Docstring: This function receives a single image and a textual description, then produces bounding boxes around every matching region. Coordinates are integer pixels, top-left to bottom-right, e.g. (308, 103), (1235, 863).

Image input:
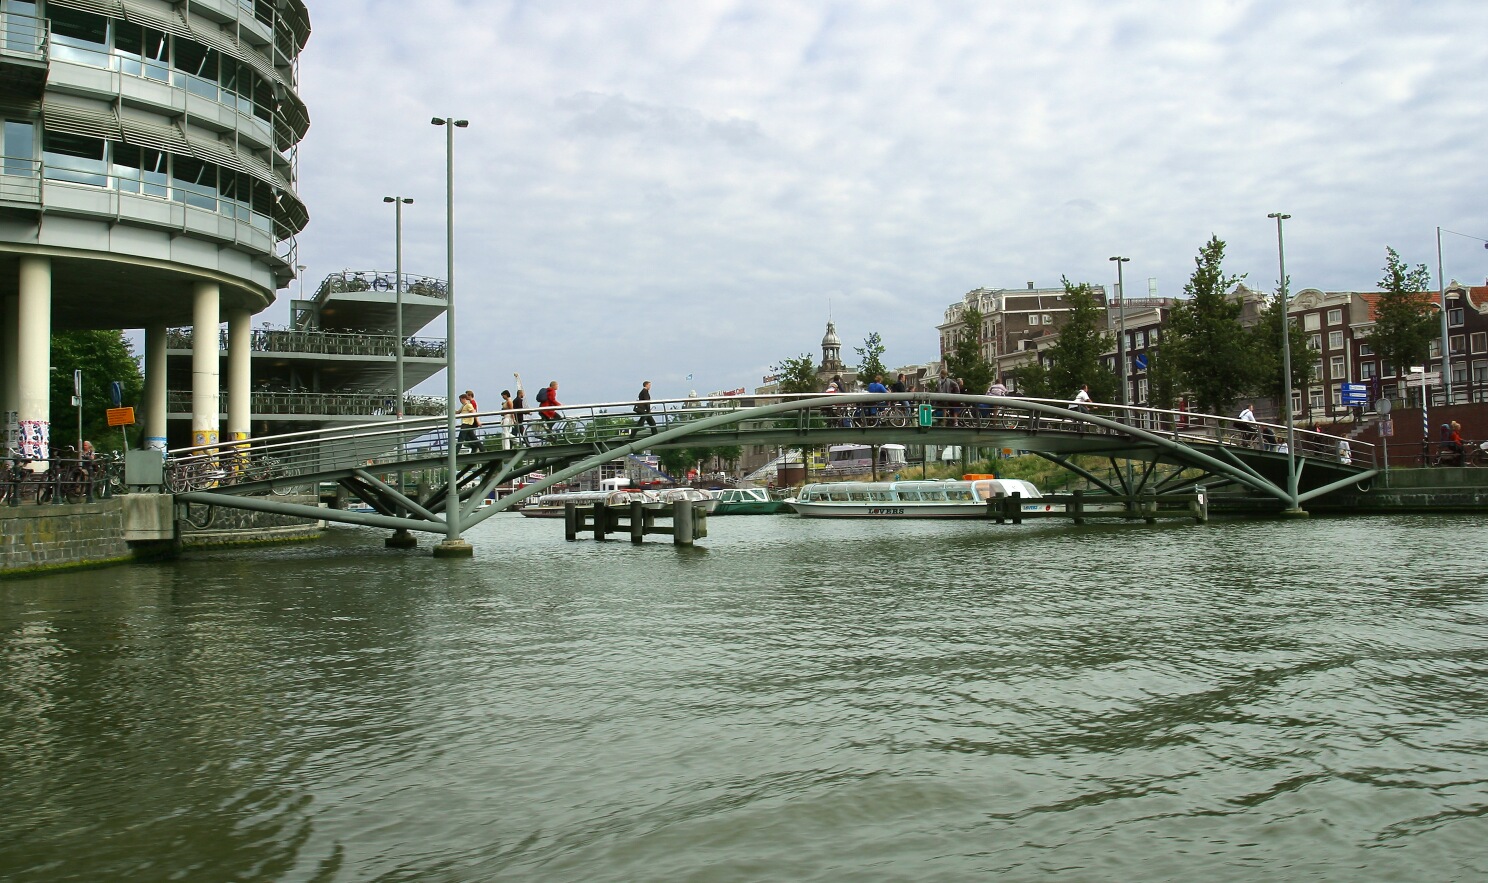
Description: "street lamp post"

(383, 196), (413, 421)
(431, 116), (470, 557)
(1109, 256), (1130, 408)
(1268, 212), (1303, 516)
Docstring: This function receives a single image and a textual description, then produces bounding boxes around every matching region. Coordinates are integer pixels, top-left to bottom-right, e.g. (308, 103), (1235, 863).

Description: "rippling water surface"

(2, 514), (1486, 881)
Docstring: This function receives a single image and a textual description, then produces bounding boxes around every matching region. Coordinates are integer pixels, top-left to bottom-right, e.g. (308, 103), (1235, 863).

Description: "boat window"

(869, 490), (891, 501)
(898, 491), (919, 501)
(947, 490), (973, 501)
(849, 492), (868, 501)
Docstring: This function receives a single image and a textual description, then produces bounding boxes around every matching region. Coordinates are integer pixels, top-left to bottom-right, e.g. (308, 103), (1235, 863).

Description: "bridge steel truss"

(169, 393), (1379, 536)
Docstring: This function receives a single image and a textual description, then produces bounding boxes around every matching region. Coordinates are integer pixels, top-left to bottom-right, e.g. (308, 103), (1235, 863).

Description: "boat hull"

(786, 500), (1050, 519)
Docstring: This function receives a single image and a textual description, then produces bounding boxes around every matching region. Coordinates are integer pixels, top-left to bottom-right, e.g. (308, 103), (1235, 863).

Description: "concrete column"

(16, 256), (50, 462)
(225, 307), (251, 443)
(2, 293), (17, 449)
(143, 323), (167, 451)
(191, 281), (220, 447)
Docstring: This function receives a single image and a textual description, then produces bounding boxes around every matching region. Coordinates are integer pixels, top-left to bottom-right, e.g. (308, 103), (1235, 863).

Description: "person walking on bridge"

(632, 380), (657, 438)
(456, 392), (481, 452)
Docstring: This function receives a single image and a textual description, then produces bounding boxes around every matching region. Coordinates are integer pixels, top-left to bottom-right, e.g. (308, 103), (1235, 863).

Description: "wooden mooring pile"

(990, 490), (1208, 524)
(564, 500), (709, 545)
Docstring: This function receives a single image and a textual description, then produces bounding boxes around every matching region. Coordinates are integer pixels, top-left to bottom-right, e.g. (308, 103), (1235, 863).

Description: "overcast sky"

(287, 0), (1488, 403)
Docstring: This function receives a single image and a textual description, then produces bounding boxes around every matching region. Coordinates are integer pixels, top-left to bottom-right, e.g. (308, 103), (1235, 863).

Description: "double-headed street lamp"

(1268, 212), (1302, 515)
(431, 116), (469, 556)
(1109, 256), (1130, 408)
(382, 196), (413, 421)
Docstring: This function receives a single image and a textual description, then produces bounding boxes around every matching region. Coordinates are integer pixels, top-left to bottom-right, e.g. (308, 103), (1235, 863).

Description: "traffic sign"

(1134, 353), (1148, 370)
(1413, 371), (1441, 385)
(1341, 383), (1368, 405)
(106, 407), (135, 427)
(1379, 418), (1393, 438)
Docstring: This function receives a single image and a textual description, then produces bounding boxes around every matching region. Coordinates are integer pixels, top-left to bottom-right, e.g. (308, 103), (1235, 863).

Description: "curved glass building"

(0, 0), (310, 458)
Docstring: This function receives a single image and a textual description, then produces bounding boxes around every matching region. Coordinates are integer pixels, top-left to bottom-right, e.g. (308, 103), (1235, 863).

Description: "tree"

(1248, 281), (1316, 407)
(855, 332), (889, 385)
(1163, 235), (1249, 416)
(1041, 277), (1116, 402)
(1010, 360), (1052, 399)
(1366, 246), (1435, 378)
(48, 330), (144, 452)
(944, 306), (994, 394)
(772, 354), (820, 394)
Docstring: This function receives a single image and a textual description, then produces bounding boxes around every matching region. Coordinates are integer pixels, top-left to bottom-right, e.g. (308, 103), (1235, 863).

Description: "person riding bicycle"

(1237, 403), (1259, 447)
(865, 374), (889, 418)
(1441, 421), (1465, 466)
(534, 381), (562, 439)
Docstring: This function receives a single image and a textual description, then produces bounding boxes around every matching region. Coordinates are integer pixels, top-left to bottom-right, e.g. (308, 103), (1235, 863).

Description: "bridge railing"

(161, 393), (1373, 492)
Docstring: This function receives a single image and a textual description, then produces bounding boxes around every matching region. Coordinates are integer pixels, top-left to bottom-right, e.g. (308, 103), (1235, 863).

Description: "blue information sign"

(1341, 383), (1368, 405)
(1134, 353), (1148, 370)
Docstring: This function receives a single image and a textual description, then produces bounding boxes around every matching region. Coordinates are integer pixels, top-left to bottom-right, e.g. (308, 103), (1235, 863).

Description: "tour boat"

(785, 478), (1047, 519)
(707, 486), (788, 515)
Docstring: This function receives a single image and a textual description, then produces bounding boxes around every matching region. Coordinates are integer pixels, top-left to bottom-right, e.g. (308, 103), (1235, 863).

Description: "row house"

(937, 284), (1108, 374)
(1287, 288), (1370, 422)
(1349, 282), (1488, 412)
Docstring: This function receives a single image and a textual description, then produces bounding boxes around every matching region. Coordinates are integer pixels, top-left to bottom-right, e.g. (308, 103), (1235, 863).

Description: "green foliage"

(657, 447), (691, 479)
(772, 354), (820, 394)
(945, 306), (994, 394)
(1163, 235), (1250, 415)
(1248, 282), (1316, 404)
(1366, 246), (1436, 374)
(1011, 360), (1052, 399)
(1041, 277), (1116, 402)
(855, 332), (889, 385)
(1145, 347), (1177, 409)
(48, 330), (144, 451)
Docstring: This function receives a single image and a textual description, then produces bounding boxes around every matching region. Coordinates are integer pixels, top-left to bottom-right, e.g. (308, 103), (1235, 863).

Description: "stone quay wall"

(2, 495), (323, 577)
(0, 498), (134, 576)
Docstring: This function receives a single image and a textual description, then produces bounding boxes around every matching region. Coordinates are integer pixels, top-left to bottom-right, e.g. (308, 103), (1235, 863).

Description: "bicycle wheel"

(884, 405), (909, 428)
(165, 463), (192, 494)
(271, 462), (299, 495)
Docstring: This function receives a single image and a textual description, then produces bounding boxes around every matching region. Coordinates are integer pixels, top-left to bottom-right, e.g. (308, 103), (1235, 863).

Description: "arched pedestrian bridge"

(167, 393), (1379, 536)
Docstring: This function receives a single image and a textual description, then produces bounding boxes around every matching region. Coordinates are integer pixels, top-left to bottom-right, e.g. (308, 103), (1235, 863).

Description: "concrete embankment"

(1, 494), (322, 578)
(1307, 466), (1488, 513)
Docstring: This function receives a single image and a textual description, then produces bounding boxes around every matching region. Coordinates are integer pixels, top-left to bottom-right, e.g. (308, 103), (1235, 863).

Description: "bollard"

(673, 499), (694, 545)
(693, 502), (708, 539)
(595, 503), (609, 541)
(1071, 488), (1085, 525)
(1142, 494), (1157, 524)
(1192, 490), (1208, 524)
(564, 502), (578, 541)
(630, 500), (645, 543)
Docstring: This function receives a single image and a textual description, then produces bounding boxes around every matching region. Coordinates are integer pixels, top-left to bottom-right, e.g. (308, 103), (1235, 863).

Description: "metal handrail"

(163, 394), (1376, 492)
(164, 325), (447, 358)
(314, 270), (447, 303)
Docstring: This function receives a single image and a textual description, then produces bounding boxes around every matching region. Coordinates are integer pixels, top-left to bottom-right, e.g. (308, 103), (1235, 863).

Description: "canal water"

(2, 513), (1485, 881)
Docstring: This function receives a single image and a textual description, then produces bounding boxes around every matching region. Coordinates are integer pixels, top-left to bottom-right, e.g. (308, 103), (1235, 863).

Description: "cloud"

(290, 0), (1488, 403)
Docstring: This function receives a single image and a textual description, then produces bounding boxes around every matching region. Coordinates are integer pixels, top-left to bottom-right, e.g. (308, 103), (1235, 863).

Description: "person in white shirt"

(1072, 384), (1092, 413)
(1237, 403), (1259, 447)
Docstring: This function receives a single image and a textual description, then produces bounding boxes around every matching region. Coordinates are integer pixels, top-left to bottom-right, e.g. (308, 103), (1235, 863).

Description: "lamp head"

(1109, 256), (1129, 263)
(454, 120), (469, 128)
(383, 196), (394, 203)
(431, 117), (445, 126)
(1268, 212), (1291, 220)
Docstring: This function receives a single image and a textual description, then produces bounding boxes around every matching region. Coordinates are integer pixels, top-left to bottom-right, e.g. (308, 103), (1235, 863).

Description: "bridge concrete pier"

(432, 538), (474, 558)
(143, 324), (167, 450)
(385, 529), (418, 549)
(1279, 507), (1310, 519)
(16, 256), (51, 462)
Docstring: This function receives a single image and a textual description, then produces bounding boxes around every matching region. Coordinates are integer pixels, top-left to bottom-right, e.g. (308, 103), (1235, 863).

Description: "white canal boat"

(786, 478), (1047, 519)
